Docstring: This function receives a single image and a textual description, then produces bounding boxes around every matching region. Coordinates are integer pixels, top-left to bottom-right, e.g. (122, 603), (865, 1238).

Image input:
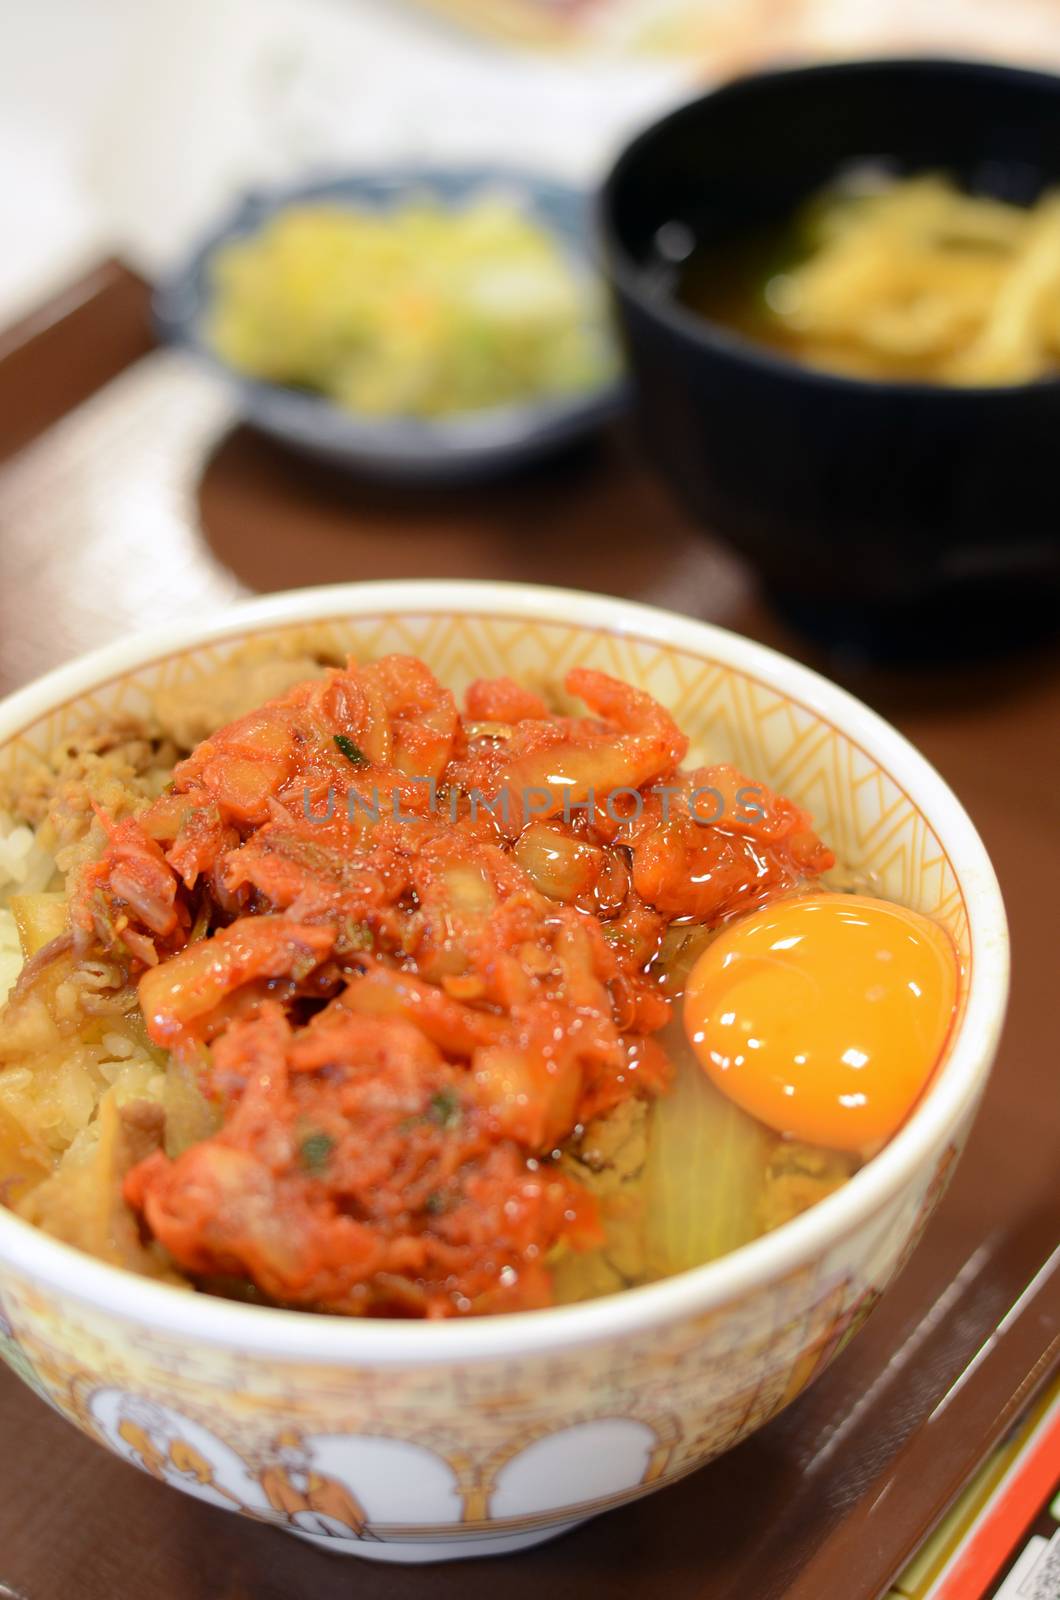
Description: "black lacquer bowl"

(600, 58), (1060, 660)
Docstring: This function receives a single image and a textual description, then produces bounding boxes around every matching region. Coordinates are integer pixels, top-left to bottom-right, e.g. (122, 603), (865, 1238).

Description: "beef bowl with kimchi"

(0, 581), (1006, 1562)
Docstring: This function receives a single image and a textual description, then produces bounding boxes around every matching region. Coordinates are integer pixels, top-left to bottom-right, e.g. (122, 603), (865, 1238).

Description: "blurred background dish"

(600, 57), (1060, 661)
(154, 168), (625, 482)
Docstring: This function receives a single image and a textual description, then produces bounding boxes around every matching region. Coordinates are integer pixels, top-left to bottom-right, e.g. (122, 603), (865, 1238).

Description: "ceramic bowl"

(0, 581), (1008, 1563)
(154, 168), (625, 482)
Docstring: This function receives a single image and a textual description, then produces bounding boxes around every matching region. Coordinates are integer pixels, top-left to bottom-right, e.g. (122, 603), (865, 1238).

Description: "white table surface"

(5, 0), (1060, 331)
(0, 0), (684, 327)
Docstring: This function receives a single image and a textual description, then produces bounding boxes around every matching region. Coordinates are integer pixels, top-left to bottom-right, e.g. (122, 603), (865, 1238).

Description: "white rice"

(0, 809), (58, 1006)
(0, 809), (55, 898)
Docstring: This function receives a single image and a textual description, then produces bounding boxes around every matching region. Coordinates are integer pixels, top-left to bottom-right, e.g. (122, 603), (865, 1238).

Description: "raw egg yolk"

(683, 894), (958, 1152)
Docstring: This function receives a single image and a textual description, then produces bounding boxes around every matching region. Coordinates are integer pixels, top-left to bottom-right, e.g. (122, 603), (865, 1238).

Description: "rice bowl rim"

(0, 580), (1009, 1365)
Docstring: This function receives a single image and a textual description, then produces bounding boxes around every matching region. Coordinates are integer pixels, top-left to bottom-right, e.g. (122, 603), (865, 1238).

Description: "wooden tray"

(0, 266), (1057, 1600)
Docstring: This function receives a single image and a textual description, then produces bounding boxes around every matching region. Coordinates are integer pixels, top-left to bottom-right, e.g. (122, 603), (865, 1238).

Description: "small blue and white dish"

(153, 167), (626, 482)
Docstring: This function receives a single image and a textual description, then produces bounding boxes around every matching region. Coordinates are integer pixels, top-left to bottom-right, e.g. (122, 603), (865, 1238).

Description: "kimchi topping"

(71, 656), (833, 1317)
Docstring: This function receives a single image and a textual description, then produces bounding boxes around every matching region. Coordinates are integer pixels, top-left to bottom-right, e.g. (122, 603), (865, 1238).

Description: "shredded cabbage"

(207, 196), (617, 418)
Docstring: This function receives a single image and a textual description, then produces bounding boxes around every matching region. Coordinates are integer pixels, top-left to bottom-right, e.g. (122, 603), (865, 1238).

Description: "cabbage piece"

(642, 1022), (773, 1276)
(9, 892), (68, 958)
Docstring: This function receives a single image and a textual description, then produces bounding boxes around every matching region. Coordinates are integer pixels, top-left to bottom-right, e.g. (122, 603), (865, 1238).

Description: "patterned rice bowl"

(0, 581), (1008, 1564)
